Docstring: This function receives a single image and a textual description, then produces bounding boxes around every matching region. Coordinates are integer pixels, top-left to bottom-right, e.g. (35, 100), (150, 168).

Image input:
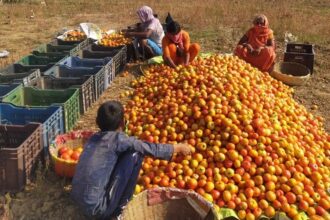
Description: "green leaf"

(147, 56), (163, 64)
(296, 212), (308, 220)
(216, 208), (238, 220)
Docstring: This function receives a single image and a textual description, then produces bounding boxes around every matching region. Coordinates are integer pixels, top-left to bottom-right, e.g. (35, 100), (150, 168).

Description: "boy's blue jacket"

(71, 131), (173, 217)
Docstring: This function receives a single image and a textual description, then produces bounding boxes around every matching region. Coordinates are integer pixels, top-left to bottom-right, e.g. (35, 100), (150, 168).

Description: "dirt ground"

(0, 3), (329, 220)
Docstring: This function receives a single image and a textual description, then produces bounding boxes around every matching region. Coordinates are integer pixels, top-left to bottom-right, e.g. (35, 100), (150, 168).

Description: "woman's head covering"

(249, 14), (271, 45)
(137, 6), (155, 23)
(253, 14), (269, 27)
(165, 21), (183, 50)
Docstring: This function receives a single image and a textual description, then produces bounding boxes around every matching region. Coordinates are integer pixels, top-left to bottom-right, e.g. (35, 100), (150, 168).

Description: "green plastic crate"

(2, 86), (80, 132)
(17, 55), (64, 66)
(33, 43), (73, 53)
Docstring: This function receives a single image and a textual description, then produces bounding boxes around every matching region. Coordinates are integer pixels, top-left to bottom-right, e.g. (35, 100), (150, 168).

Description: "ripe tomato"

(58, 146), (68, 156)
(60, 153), (71, 160)
(71, 151), (81, 161)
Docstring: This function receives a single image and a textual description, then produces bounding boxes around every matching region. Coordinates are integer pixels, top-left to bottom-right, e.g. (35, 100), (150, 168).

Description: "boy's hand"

(173, 143), (193, 155)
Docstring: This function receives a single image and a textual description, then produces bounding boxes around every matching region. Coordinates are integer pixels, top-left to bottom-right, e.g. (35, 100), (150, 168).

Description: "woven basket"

(270, 62), (310, 86)
(49, 130), (94, 178)
(139, 63), (153, 75)
(120, 188), (216, 220)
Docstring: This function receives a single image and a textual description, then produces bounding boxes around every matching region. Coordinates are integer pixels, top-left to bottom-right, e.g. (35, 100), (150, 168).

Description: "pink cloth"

(137, 6), (154, 23)
(249, 14), (272, 49)
(165, 31), (184, 50)
(136, 6), (164, 46)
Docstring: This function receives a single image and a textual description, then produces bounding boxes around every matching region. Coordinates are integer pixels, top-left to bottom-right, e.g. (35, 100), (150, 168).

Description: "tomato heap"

(57, 146), (83, 162)
(64, 30), (86, 41)
(99, 32), (132, 47)
(125, 55), (330, 219)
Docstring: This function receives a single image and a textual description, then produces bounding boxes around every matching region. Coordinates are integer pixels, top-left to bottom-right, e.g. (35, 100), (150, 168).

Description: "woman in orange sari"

(162, 21), (200, 68)
(234, 14), (276, 72)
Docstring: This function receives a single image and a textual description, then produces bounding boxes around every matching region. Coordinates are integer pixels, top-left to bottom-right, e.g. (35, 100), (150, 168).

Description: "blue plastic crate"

(58, 56), (115, 89)
(0, 103), (64, 155)
(58, 56), (110, 68)
(0, 83), (22, 102)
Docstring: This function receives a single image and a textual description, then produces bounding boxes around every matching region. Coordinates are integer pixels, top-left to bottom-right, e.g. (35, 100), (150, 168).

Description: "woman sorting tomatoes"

(234, 14), (276, 72)
(162, 20), (201, 68)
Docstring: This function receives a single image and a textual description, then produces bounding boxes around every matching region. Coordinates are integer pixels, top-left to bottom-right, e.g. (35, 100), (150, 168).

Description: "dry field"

(0, 0), (329, 219)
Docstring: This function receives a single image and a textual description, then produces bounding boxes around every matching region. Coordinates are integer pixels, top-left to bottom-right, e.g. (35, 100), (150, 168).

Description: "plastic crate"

(33, 43), (72, 54)
(44, 65), (106, 100)
(0, 123), (43, 192)
(32, 51), (67, 59)
(58, 56), (110, 68)
(25, 75), (94, 114)
(284, 43), (315, 73)
(53, 38), (83, 46)
(85, 45), (127, 74)
(69, 38), (95, 56)
(58, 56), (114, 89)
(0, 83), (22, 102)
(17, 55), (64, 66)
(0, 65), (41, 84)
(2, 86), (80, 132)
(0, 103), (64, 154)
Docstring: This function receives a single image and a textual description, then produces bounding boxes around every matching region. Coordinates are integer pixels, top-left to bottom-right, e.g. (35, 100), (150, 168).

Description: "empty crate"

(25, 75), (94, 114)
(284, 43), (315, 73)
(80, 45), (127, 74)
(58, 56), (115, 89)
(0, 103), (64, 154)
(0, 123), (43, 192)
(0, 83), (22, 102)
(44, 65), (106, 100)
(0, 64), (41, 84)
(1, 86), (80, 132)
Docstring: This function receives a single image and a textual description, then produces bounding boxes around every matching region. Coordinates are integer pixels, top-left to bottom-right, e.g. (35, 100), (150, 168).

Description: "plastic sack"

(79, 23), (103, 40)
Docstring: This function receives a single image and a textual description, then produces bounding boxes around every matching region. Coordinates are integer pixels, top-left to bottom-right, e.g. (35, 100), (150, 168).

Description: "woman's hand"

(173, 143), (193, 155)
(123, 32), (132, 38)
(251, 47), (263, 56)
(243, 43), (254, 54)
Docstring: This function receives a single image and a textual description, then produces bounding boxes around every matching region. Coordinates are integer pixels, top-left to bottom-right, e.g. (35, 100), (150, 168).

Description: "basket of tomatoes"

(49, 130), (94, 178)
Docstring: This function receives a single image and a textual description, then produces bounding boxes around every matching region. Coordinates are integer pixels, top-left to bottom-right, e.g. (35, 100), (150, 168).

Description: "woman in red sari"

(234, 14), (276, 72)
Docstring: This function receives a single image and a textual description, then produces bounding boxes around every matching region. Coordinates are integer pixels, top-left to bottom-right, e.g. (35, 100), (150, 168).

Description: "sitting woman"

(162, 21), (200, 68)
(124, 6), (164, 59)
(234, 14), (276, 72)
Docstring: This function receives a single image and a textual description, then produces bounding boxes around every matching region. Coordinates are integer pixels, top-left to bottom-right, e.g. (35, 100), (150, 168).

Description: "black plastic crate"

(32, 51), (67, 59)
(284, 43), (315, 73)
(0, 64), (41, 84)
(81, 45), (127, 75)
(44, 65), (105, 101)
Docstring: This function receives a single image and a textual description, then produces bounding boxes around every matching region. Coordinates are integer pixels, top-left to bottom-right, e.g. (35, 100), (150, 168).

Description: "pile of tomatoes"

(124, 55), (330, 219)
(99, 32), (132, 47)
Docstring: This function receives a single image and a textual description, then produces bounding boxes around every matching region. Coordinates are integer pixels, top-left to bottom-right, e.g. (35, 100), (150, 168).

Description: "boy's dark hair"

(96, 101), (124, 131)
(166, 21), (181, 35)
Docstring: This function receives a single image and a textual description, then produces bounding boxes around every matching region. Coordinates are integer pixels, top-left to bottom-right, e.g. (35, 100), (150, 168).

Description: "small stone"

(311, 104), (318, 110)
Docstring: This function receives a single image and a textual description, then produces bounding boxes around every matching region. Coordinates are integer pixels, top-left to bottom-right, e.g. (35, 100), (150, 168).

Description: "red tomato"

(71, 151), (81, 161)
(58, 146), (68, 156)
(61, 153), (71, 160)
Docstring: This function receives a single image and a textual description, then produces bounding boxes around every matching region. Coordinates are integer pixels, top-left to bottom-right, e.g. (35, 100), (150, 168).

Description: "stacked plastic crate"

(0, 34), (128, 192)
(0, 38), (87, 192)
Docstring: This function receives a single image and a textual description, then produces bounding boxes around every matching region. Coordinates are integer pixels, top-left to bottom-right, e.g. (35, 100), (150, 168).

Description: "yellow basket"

(121, 188), (217, 220)
(49, 130), (94, 178)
